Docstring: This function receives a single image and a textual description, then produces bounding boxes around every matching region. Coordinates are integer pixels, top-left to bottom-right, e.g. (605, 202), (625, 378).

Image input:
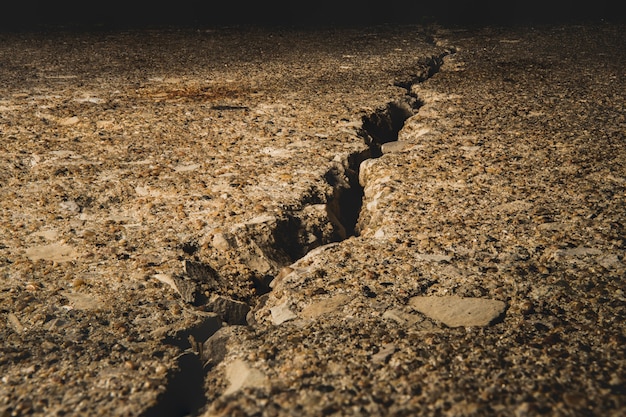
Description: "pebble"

(270, 302), (298, 325)
(7, 313), (24, 334)
(223, 359), (268, 396)
(204, 295), (250, 325)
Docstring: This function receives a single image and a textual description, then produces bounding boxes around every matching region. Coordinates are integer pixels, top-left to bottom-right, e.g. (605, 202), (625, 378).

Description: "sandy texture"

(1, 22), (625, 416)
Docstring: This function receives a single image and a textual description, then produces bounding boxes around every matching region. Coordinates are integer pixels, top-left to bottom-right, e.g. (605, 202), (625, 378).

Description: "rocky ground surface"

(1, 22), (625, 416)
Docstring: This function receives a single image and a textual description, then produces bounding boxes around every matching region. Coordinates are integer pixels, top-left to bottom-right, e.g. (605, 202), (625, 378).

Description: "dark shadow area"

(361, 101), (419, 157)
(2, 0), (623, 31)
(141, 353), (207, 417)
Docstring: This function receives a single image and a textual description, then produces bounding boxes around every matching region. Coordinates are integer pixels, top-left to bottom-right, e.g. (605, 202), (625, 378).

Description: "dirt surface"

(1, 22), (625, 416)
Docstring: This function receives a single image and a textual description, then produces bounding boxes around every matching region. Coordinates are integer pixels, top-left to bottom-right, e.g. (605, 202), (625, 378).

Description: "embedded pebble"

(270, 302), (298, 325)
(223, 359), (269, 396)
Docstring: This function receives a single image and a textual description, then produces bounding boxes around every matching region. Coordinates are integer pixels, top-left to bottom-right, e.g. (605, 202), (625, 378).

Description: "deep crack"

(326, 53), (449, 238)
(145, 50), (451, 417)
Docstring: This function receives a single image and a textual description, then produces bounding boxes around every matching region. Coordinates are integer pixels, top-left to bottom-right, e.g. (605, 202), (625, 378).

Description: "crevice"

(141, 353), (207, 417)
(324, 52), (449, 238)
(321, 99), (417, 240)
(147, 50), (452, 417)
(360, 99), (421, 157)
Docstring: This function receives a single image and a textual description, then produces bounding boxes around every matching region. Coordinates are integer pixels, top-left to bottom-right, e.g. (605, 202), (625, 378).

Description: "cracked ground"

(1, 21), (625, 417)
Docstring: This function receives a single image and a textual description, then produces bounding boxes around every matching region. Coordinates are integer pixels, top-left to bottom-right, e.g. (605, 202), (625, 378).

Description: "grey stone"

(381, 141), (409, 154)
(205, 295), (250, 325)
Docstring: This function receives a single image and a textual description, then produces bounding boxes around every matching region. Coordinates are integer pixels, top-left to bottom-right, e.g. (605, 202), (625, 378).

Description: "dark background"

(1, 0), (624, 30)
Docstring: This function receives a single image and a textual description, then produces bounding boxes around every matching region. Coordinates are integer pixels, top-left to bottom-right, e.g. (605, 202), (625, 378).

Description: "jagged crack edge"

(169, 47), (455, 417)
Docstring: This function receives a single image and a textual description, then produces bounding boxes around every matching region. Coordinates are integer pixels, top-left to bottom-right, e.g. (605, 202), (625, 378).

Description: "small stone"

(173, 163), (200, 172)
(7, 313), (24, 334)
(414, 253), (452, 263)
(373, 228), (385, 239)
(59, 116), (80, 126)
(381, 141), (408, 154)
(223, 359), (268, 396)
(270, 302), (297, 325)
(60, 291), (103, 311)
(72, 278), (86, 288)
(212, 233), (233, 251)
(409, 296), (506, 327)
(60, 200), (80, 212)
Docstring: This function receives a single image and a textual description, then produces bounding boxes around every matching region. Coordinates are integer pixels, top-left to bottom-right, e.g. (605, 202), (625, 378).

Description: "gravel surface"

(1, 22), (625, 416)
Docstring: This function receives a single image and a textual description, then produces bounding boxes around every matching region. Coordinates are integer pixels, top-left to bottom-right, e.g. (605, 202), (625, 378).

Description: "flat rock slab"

(409, 296), (506, 327)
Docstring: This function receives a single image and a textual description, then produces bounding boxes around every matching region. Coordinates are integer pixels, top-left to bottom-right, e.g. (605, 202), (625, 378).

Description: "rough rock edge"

(174, 49), (455, 415)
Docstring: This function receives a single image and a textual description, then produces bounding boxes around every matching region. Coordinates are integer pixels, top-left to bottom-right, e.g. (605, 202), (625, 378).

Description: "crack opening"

(147, 51), (450, 417)
(141, 353), (207, 417)
(324, 96), (423, 239)
(323, 53), (449, 239)
(360, 99), (420, 157)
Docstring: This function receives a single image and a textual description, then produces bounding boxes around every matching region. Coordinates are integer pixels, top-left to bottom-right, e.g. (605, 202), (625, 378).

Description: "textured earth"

(1, 22), (625, 416)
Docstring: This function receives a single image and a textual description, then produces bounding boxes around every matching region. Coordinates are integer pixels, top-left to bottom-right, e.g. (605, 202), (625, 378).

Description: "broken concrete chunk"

(409, 296), (506, 327)
(212, 232), (234, 252)
(203, 327), (235, 367)
(59, 116), (80, 126)
(25, 243), (78, 262)
(60, 291), (103, 311)
(382, 308), (424, 327)
(170, 276), (198, 304)
(162, 312), (221, 350)
(184, 260), (220, 290)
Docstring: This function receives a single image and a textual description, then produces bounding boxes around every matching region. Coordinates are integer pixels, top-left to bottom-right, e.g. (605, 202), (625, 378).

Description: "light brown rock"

(409, 296), (506, 327)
